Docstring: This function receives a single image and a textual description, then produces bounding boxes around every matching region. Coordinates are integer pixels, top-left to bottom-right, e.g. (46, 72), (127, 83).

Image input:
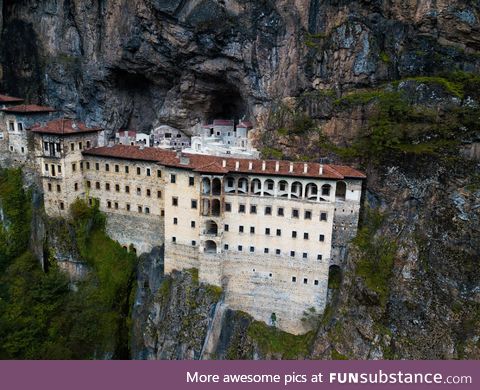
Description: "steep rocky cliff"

(1, 0), (479, 359)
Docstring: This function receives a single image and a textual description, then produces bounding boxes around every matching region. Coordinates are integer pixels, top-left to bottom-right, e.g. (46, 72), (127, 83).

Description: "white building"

(151, 125), (191, 150)
(184, 119), (259, 159)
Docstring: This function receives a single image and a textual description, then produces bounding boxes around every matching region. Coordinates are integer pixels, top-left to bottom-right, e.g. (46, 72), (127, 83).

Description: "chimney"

(289, 162), (293, 173)
(248, 161), (253, 170)
(222, 159), (227, 168)
(177, 151), (190, 165)
(275, 161), (280, 172)
(304, 163), (308, 174)
(235, 161), (239, 171)
(319, 164), (324, 175)
(262, 161), (266, 171)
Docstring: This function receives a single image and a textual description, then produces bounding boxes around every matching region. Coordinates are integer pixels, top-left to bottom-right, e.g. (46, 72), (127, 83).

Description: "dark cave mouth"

(205, 87), (247, 124)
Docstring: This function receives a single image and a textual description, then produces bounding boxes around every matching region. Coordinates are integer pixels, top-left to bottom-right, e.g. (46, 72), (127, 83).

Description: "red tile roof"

(1, 104), (56, 114)
(30, 119), (103, 135)
(237, 121), (253, 129)
(83, 145), (366, 180)
(0, 94), (24, 103)
(213, 119), (234, 126)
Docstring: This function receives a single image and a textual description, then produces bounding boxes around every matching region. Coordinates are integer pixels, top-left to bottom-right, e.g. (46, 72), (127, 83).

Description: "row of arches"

(202, 176), (347, 201)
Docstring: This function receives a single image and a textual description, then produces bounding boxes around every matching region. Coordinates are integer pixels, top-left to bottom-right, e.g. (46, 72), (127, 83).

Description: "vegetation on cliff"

(0, 174), (136, 359)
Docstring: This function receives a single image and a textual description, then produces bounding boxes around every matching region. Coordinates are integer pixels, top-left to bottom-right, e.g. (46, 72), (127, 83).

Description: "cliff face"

(1, 1), (479, 134)
(1, 0), (479, 360)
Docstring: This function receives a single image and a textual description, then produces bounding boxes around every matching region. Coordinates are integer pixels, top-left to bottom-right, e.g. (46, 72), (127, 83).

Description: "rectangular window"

(292, 276), (297, 283)
(74, 183), (78, 191)
(172, 197), (178, 206)
(45, 163), (49, 172)
(126, 204), (131, 211)
(303, 278), (308, 284)
(191, 221), (196, 228)
(17, 123), (23, 131)
(72, 163), (76, 172)
(224, 244), (229, 250)
(87, 181), (91, 189)
(115, 184), (120, 192)
(292, 231), (297, 238)
(292, 209), (299, 218)
(86, 162), (90, 170)
(136, 187), (141, 196)
(95, 182), (100, 190)
(157, 190), (162, 199)
(125, 185), (130, 193)
(57, 184), (61, 193)
(317, 254), (322, 260)
(276, 249), (281, 255)
(47, 183), (52, 192)
(86, 141), (91, 149)
(305, 210), (312, 220)
(80, 162), (83, 170)
(224, 224), (229, 232)
(265, 228), (270, 235)
(239, 226), (244, 233)
(56, 143), (61, 152)
(115, 202), (119, 210)
(276, 229), (281, 237)
(115, 164), (119, 173)
(314, 280), (319, 286)
(250, 246), (255, 253)
(138, 206), (143, 213)
(304, 232), (309, 240)
(125, 166), (129, 174)
(192, 240), (196, 246)
(146, 168), (151, 176)
(173, 218), (178, 225)
(250, 226), (255, 234)
(319, 234), (325, 242)
(265, 206), (272, 215)
(44, 142), (49, 151)
(225, 203), (231, 212)
(264, 248), (269, 254)
(191, 200), (197, 209)
(145, 207), (150, 214)
(137, 167), (141, 175)
(189, 177), (194, 186)
(290, 251), (295, 257)
(171, 174), (176, 183)
(95, 162), (99, 171)
(60, 202), (65, 210)
(250, 205), (257, 214)
(157, 170), (162, 178)
(238, 245), (243, 252)
(147, 189), (151, 197)
(239, 204), (246, 213)
(172, 237), (176, 243)
(105, 163), (110, 172)
(107, 201), (112, 209)
(320, 212), (328, 221)
(303, 253), (308, 259)
(79, 142), (83, 150)
(57, 165), (62, 174)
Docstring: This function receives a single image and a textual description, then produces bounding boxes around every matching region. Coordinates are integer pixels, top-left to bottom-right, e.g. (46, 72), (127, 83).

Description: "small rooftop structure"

(2, 104), (57, 114)
(30, 119), (103, 135)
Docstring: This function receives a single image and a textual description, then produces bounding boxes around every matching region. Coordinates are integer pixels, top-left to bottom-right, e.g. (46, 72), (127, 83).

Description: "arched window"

(211, 199), (221, 216)
(238, 177), (248, 194)
(335, 181), (346, 201)
(202, 177), (211, 195)
(250, 179), (262, 195)
(321, 184), (331, 196)
(264, 179), (275, 196)
(212, 178), (222, 195)
(224, 176), (236, 193)
(291, 181), (303, 199)
(205, 240), (217, 254)
(305, 183), (318, 200)
(277, 180), (289, 197)
(205, 220), (218, 235)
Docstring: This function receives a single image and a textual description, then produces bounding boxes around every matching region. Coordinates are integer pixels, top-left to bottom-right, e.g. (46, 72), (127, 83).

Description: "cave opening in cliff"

(206, 86), (247, 124)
